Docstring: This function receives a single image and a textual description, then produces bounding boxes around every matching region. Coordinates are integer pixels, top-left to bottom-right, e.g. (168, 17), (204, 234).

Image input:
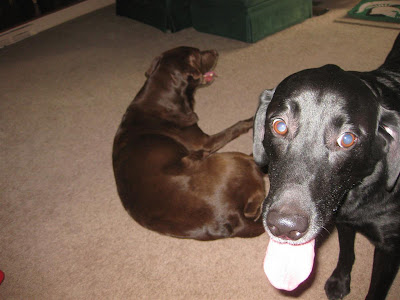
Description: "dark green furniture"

(116, 0), (192, 32)
(116, 0), (313, 42)
(190, 0), (313, 43)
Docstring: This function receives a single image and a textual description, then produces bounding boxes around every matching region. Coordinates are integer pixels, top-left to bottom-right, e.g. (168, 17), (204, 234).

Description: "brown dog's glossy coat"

(113, 47), (266, 240)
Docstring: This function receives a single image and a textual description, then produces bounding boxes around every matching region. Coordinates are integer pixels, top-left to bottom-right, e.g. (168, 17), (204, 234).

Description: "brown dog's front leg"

(203, 117), (254, 153)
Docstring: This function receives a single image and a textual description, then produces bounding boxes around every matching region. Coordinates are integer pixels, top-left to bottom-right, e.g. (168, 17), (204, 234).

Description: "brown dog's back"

(114, 133), (265, 240)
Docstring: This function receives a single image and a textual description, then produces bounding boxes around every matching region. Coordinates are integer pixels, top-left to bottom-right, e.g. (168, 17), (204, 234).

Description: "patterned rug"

(336, 0), (400, 29)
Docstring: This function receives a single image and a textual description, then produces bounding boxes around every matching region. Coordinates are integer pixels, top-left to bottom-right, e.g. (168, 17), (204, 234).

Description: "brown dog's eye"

(337, 132), (357, 148)
(272, 119), (288, 135)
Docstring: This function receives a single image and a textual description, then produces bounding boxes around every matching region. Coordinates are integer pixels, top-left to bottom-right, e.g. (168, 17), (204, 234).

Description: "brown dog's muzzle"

(199, 50), (218, 84)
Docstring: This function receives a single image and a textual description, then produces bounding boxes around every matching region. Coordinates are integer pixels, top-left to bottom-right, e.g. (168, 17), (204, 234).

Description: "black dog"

(253, 34), (400, 299)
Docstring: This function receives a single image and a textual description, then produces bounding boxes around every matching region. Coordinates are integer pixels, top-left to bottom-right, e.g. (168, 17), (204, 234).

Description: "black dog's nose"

(267, 210), (309, 240)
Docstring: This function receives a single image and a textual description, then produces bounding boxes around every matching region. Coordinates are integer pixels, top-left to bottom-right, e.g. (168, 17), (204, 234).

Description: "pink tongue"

(203, 71), (216, 83)
(264, 239), (315, 291)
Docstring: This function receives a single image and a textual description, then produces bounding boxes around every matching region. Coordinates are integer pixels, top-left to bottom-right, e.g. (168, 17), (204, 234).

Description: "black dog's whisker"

(321, 226), (331, 235)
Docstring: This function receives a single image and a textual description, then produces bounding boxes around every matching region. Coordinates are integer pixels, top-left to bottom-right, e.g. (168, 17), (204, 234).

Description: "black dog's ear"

(379, 108), (400, 191)
(145, 56), (161, 78)
(253, 88), (275, 167)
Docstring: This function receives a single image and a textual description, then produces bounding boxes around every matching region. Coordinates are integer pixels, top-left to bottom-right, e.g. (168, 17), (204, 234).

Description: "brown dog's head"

(146, 46), (218, 85)
(139, 47), (218, 127)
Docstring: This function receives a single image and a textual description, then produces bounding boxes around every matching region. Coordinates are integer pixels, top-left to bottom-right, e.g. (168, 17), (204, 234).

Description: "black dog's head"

(254, 64), (400, 246)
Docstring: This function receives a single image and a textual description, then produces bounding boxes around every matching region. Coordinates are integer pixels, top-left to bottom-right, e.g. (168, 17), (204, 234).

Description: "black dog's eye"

(337, 132), (357, 148)
(272, 118), (288, 135)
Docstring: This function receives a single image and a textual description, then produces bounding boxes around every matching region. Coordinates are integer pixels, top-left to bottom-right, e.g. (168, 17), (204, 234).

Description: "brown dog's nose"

(267, 210), (309, 240)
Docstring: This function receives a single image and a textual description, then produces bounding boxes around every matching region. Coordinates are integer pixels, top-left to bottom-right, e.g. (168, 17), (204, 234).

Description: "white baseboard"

(0, 0), (114, 48)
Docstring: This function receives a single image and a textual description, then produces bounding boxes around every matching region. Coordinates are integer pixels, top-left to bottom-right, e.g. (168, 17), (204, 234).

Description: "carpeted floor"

(0, 0), (399, 299)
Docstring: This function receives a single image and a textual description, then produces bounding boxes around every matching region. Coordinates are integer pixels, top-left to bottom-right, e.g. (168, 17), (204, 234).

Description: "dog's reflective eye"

(272, 119), (288, 135)
(337, 132), (357, 148)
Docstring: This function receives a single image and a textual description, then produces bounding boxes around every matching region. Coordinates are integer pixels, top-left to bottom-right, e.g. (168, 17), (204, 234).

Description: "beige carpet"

(1, 1), (399, 299)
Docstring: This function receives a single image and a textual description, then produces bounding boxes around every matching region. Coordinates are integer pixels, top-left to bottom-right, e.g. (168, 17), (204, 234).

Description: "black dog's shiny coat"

(253, 34), (400, 299)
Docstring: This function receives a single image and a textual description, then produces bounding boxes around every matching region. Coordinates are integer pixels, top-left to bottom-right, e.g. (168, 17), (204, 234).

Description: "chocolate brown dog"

(112, 47), (266, 240)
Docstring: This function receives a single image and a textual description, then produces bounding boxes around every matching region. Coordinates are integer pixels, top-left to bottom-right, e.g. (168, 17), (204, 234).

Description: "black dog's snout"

(267, 210), (309, 240)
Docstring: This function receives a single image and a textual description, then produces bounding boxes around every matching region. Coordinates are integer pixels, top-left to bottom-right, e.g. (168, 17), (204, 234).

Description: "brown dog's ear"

(145, 56), (161, 78)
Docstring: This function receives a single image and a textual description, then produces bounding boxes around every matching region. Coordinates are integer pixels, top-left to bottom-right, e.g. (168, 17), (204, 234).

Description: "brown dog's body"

(112, 47), (266, 240)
